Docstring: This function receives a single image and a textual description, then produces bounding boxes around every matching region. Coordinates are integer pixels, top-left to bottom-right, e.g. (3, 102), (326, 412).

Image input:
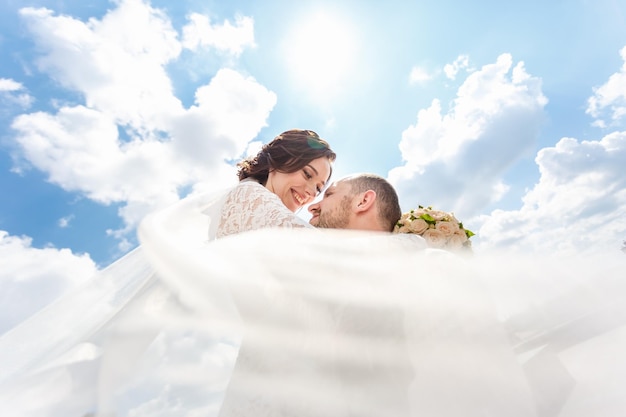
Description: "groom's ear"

(354, 190), (376, 213)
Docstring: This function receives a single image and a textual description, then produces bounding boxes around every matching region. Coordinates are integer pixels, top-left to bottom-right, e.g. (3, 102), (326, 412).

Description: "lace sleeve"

(216, 181), (312, 239)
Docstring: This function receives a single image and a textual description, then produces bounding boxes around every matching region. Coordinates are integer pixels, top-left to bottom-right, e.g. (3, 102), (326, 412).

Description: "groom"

(307, 173), (415, 415)
(308, 173), (401, 232)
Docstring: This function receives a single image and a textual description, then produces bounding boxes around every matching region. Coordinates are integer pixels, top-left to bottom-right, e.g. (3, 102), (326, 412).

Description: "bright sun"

(282, 10), (358, 99)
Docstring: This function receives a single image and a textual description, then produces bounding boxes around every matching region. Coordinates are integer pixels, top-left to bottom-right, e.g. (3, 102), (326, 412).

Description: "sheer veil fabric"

(1, 183), (625, 416)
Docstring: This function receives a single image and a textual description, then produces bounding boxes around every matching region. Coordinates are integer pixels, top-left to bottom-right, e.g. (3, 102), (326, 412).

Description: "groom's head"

(308, 173), (401, 232)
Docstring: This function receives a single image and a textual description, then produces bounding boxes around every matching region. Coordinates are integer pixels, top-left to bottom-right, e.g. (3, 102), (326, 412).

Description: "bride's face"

(265, 157), (332, 212)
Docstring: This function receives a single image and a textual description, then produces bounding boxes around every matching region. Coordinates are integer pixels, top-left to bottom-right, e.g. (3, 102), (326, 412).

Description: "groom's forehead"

(330, 180), (350, 193)
(323, 181), (342, 196)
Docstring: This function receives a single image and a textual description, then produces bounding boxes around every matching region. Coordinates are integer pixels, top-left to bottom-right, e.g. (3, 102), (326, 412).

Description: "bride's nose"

(305, 184), (316, 199)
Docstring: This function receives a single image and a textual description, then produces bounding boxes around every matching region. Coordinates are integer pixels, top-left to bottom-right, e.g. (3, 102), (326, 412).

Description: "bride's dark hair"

(237, 129), (336, 185)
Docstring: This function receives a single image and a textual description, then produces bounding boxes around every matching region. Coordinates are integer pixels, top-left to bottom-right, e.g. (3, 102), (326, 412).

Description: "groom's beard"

(314, 196), (352, 229)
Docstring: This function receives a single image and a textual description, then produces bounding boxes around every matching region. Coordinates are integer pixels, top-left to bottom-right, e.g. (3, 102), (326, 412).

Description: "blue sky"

(1, 0), (626, 330)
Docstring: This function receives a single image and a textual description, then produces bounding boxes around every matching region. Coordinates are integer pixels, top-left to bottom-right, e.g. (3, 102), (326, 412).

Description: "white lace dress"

(215, 180), (311, 239)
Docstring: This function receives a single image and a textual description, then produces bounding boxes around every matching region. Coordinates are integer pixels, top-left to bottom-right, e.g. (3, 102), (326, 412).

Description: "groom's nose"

(308, 202), (320, 214)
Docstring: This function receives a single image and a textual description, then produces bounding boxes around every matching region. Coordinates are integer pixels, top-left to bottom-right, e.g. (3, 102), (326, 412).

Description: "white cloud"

(12, 106), (182, 204)
(0, 231), (98, 335)
(389, 53), (548, 216)
(409, 66), (433, 84)
(443, 54), (470, 80)
(473, 50), (626, 256)
(477, 131), (626, 255)
(0, 78), (23, 92)
(0, 78), (34, 109)
(243, 140), (263, 159)
(182, 13), (255, 55)
(168, 68), (276, 166)
(11, 1), (275, 237)
(19, 1), (183, 133)
(58, 215), (74, 228)
(587, 45), (626, 128)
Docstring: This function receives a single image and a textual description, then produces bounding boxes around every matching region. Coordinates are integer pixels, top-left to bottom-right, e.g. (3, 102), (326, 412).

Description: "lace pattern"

(217, 181), (311, 238)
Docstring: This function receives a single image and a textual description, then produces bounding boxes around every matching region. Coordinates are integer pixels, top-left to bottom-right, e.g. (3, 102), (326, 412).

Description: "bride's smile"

(266, 157), (332, 212)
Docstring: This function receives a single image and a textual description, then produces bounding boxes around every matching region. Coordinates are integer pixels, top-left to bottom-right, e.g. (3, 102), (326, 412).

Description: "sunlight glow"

(282, 11), (358, 99)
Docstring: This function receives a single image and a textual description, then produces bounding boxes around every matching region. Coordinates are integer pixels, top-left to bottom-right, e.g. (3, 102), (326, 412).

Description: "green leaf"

(419, 213), (436, 224)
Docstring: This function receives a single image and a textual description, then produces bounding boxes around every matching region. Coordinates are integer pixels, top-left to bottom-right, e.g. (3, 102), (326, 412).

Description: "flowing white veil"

(1, 186), (626, 417)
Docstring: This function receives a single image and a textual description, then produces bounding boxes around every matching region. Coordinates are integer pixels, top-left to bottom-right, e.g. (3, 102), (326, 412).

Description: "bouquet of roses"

(394, 205), (474, 251)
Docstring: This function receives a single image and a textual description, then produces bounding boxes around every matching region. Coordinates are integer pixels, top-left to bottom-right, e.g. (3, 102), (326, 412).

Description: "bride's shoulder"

(231, 179), (268, 195)
(227, 180), (281, 205)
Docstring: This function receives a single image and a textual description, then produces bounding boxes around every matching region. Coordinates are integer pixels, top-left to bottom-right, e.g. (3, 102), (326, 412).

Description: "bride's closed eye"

(303, 168), (322, 195)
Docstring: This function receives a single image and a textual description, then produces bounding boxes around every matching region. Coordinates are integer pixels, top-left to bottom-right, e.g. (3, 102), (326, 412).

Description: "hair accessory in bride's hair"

(394, 205), (474, 251)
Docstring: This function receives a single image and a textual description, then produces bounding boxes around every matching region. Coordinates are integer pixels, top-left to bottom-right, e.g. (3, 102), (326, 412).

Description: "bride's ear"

(355, 190), (376, 212)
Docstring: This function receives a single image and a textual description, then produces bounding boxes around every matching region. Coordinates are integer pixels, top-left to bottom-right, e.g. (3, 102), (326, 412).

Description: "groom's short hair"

(344, 174), (402, 232)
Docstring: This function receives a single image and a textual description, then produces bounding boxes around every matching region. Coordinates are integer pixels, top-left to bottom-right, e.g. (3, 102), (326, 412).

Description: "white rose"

(408, 218), (429, 234)
(422, 228), (447, 248)
(435, 220), (460, 236)
(395, 225), (411, 234)
(429, 210), (449, 221)
(447, 213), (460, 224)
(447, 232), (467, 249)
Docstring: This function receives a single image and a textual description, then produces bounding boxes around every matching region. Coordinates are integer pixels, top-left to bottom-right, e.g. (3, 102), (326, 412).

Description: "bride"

(0, 129), (338, 416)
(1, 128), (626, 417)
